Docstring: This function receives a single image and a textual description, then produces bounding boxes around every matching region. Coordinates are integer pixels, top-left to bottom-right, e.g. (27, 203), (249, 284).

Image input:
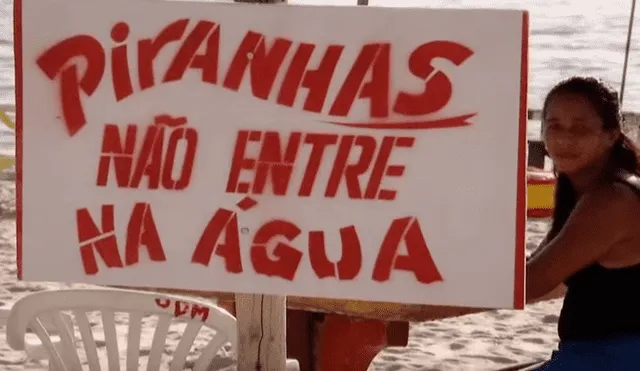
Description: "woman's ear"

(606, 129), (621, 147)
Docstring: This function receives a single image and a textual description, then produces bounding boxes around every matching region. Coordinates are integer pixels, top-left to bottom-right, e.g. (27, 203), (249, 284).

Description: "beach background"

(0, 0), (637, 369)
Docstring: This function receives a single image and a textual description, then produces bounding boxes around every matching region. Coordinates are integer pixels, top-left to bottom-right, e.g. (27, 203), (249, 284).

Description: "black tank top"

(557, 172), (640, 342)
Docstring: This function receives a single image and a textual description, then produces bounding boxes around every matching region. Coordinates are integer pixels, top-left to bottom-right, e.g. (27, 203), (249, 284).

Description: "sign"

(16, 0), (528, 309)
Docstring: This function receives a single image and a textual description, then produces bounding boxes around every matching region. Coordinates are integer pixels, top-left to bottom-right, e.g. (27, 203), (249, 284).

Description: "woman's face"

(543, 92), (619, 174)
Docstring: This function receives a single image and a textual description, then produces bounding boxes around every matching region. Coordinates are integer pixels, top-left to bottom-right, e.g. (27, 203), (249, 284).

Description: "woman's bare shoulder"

(586, 180), (638, 205)
(577, 181), (640, 227)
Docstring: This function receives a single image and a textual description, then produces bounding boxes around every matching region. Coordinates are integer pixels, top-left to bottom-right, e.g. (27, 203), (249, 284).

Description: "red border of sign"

(513, 12), (530, 310)
(13, 3), (530, 309)
(14, 0), (23, 281)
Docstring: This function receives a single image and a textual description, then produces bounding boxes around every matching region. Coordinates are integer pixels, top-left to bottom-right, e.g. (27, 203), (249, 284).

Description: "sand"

(0, 177), (563, 370)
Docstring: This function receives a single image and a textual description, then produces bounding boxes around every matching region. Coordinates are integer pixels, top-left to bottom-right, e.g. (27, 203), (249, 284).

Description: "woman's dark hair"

(542, 76), (640, 238)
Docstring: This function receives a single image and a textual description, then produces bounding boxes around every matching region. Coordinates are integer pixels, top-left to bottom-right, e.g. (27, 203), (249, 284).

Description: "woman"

(526, 76), (640, 370)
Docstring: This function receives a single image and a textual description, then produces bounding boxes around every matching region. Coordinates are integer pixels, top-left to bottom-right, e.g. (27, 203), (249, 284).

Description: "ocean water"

(0, 0), (639, 148)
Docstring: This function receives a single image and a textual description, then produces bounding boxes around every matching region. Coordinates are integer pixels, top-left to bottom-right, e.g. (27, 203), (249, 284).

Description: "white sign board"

(16, 0), (528, 309)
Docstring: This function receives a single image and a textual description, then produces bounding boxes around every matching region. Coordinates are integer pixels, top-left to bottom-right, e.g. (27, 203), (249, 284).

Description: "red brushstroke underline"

(326, 113), (477, 130)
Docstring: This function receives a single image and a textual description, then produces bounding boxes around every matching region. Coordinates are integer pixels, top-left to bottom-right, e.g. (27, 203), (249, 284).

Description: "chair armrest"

(0, 307), (10, 327)
(3, 308), (77, 363)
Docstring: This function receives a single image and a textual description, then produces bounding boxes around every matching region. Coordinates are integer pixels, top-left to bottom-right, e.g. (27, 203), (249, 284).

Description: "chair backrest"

(6, 288), (237, 371)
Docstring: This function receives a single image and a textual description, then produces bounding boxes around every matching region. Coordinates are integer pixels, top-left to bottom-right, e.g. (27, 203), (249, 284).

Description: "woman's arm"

(527, 233), (551, 262)
(526, 183), (637, 301)
(526, 283), (566, 304)
(525, 230), (565, 304)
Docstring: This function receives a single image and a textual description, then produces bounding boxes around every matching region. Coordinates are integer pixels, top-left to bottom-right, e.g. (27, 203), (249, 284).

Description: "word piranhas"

(36, 18), (474, 136)
(76, 199), (443, 285)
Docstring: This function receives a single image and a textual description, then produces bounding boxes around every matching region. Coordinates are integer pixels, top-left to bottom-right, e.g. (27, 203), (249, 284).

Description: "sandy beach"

(4, 0), (640, 367)
(0, 175), (563, 371)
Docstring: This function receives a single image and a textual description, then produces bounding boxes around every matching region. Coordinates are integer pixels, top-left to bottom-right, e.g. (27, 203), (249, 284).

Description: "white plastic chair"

(0, 306), (77, 365)
(5, 288), (237, 371)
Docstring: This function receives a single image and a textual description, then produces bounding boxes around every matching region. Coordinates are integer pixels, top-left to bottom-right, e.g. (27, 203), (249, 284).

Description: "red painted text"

(36, 19), (474, 136)
(226, 130), (414, 200)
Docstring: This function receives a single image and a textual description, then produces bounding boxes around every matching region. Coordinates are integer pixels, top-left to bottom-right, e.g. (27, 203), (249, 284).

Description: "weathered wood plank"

(235, 294), (287, 371)
(116, 285), (566, 322)
(115, 286), (489, 321)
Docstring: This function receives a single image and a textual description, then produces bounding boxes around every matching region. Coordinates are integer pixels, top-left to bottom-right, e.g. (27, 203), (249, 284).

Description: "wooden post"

(231, 0), (287, 368)
(235, 294), (287, 370)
